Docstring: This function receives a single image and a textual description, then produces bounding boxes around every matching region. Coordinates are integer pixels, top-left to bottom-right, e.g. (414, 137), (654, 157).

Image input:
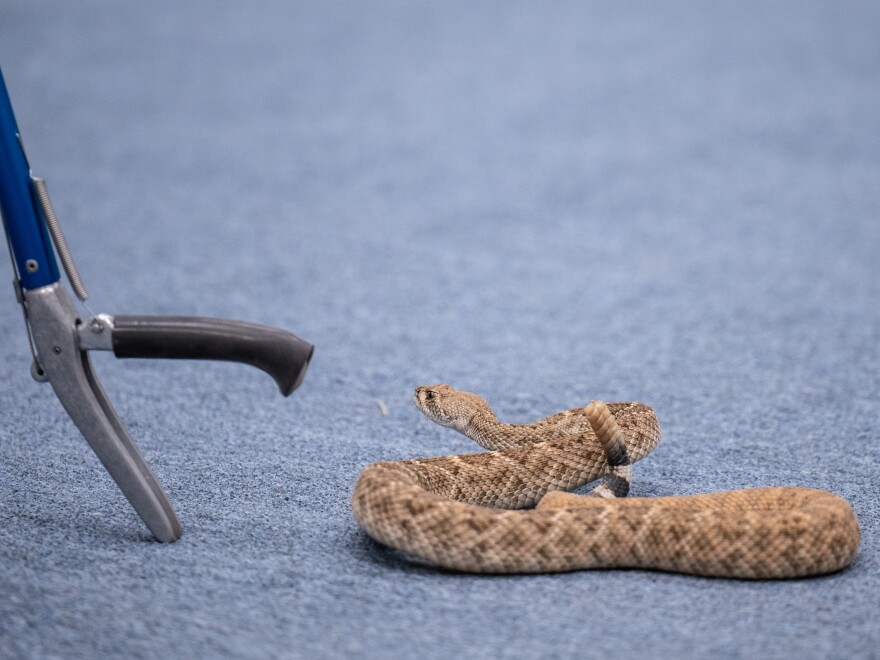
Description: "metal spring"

(31, 176), (89, 302)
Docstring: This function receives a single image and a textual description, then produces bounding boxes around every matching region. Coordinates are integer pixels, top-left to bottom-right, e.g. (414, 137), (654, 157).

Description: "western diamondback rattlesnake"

(351, 384), (860, 578)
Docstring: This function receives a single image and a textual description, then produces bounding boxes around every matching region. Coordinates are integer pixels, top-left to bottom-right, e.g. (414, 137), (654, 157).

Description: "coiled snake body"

(352, 385), (860, 578)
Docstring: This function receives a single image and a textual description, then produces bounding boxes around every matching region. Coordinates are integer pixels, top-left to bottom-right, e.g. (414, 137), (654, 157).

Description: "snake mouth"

(413, 384), (460, 426)
(413, 389), (434, 419)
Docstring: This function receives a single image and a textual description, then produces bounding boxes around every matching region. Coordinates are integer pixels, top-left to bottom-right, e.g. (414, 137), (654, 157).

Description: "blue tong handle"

(0, 68), (60, 289)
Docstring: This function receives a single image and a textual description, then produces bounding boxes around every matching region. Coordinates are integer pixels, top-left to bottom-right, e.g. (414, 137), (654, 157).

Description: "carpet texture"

(1, 1), (878, 658)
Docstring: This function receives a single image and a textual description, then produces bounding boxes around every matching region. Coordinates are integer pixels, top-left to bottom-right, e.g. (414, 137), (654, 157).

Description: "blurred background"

(1, 1), (878, 658)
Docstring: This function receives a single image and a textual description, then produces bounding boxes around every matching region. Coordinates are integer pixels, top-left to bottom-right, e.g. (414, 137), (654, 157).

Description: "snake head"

(414, 384), (491, 433)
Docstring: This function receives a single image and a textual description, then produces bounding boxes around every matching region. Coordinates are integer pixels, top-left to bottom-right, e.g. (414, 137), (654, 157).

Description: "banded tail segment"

(584, 400), (632, 498)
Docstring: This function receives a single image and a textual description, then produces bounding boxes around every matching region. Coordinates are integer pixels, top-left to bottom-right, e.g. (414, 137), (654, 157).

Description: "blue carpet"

(1, 1), (878, 658)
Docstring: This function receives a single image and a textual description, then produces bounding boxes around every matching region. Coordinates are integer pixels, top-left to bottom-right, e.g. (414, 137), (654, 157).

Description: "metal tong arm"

(26, 283), (181, 541)
(25, 293), (314, 544)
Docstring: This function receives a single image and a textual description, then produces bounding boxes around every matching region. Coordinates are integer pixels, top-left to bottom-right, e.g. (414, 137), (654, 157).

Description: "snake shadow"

(347, 528), (460, 577)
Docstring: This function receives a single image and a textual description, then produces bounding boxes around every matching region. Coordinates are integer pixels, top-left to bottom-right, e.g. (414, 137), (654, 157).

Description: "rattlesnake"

(352, 384), (860, 578)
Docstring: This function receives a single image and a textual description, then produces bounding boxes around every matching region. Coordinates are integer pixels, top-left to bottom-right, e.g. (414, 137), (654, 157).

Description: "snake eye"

(425, 390), (435, 401)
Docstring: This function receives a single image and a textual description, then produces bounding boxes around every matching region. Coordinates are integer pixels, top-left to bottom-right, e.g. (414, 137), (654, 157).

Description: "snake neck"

(462, 410), (537, 450)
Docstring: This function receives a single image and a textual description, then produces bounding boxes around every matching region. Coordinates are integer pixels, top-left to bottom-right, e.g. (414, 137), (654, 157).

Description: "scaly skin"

(352, 385), (860, 578)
